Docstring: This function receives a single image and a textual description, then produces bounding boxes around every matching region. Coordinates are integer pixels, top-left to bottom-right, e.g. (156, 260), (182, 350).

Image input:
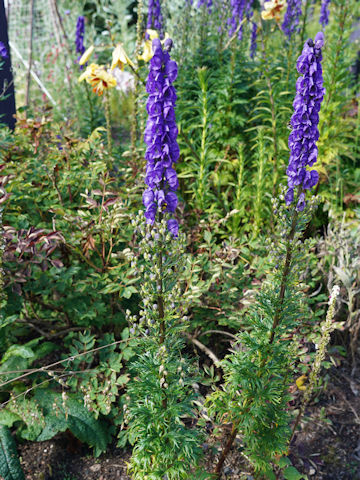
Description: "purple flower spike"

(285, 32), (325, 211)
(75, 16), (85, 55)
(319, 0), (331, 28)
(228, 0), (254, 40)
(250, 21), (257, 58)
(146, 0), (164, 37)
(197, 0), (213, 12)
(0, 41), (8, 59)
(282, 0), (302, 40)
(143, 38), (180, 236)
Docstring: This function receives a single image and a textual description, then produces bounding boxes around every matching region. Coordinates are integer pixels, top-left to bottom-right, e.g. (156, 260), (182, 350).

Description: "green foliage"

(207, 198), (320, 471)
(35, 390), (111, 457)
(0, 425), (25, 480)
(124, 214), (203, 478)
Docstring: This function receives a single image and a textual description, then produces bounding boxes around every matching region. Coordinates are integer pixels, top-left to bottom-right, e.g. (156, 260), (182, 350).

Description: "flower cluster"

(261, 0), (286, 21)
(319, 0), (331, 28)
(197, 0), (213, 11)
(0, 42), (8, 59)
(75, 16), (85, 55)
(146, 0), (164, 36)
(143, 38), (180, 237)
(285, 32), (325, 211)
(78, 64), (117, 96)
(282, 0), (302, 40)
(228, 0), (254, 40)
(228, 0), (245, 37)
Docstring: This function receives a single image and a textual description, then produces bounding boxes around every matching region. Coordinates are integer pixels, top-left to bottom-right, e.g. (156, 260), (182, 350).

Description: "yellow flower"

(147, 29), (159, 41)
(138, 40), (154, 62)
(79, 45), (95, 66)
(138, 30), (170, 63)
(78, 63), (117, 96)
(261, 0), (286, 21)
(295, 375), (307, 391)
(111, 43), (135, 70)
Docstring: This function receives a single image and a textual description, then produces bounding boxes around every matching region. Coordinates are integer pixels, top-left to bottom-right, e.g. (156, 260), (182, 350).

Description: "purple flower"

(282, 0), (302, 40)
(319, 0), (331, 28)
(0, 42), (8, 59)
(285, 32), (325, 212)
(197, 0), (213, 11)
(75, 16), (85, 55)
(143, 38), (180, 236)
(146, 0), (164, 36)
(228, 0), (253, 40)
(250, 21), (257, 58)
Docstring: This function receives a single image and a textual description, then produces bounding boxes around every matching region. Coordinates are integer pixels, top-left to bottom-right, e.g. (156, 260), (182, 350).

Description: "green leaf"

(35, 390), (111, 456)
(0, 411), (21, 428)
(204, 230), (212, 243)
(283, 466), (307, 480)
(0, 425), (25, 480)
(1, 345), (35, 364)
(278, 456), (292, 468)
(264, 470), (276, 480)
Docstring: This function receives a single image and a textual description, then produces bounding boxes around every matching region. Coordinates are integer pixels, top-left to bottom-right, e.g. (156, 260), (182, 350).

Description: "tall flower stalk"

(75, 15), (85, 66)
(282, 0), (302, 40)
(290, 285), (340, 442)
(319, 0), (331, 27)
(143, 38), (180, 235)
(146, 0), (164, 36)
(285, 32), (325, 211)
(125, 38), (202, 479)
(208, 32), (326, 476)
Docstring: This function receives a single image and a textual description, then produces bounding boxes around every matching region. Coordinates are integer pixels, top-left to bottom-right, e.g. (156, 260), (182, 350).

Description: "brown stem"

(214, 423), (239, 476)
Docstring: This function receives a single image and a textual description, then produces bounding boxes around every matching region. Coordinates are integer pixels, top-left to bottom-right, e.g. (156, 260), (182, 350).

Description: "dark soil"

(19, 438), (131, 480)
(18, 364), (360, 480)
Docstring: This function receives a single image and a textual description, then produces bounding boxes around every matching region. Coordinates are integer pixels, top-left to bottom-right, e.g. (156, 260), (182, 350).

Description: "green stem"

(299, 0), (309, 48)
(105, 90), (112, 159)
(85, 83), (95, 132)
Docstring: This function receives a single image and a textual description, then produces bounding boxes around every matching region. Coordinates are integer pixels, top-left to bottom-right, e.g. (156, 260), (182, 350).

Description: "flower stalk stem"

(105, 90), (112, 159)
(214, 422), (239, 476)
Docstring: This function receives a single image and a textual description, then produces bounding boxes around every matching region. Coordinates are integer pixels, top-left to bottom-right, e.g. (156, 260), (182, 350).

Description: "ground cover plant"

(0, 0), (359, 479)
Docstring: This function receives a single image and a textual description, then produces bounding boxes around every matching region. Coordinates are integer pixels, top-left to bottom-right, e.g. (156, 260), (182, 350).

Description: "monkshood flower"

(285, 32), (325, 211)
(282, 0), (302, 39)
(143, 38), (180, 236)
(250, 21), (257, 58)
(0, 42), (8, 59)
(197, 0), (213, 11)
(146, 0), (164, 36)
(228, 0), (246, 37)
(228, 0), (253, 40)
(75, 16), (85, 55)
(319, 0), (331, 27)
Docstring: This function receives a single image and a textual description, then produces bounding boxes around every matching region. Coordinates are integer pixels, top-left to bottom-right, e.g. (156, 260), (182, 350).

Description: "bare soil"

(18, 364), (360, 480)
